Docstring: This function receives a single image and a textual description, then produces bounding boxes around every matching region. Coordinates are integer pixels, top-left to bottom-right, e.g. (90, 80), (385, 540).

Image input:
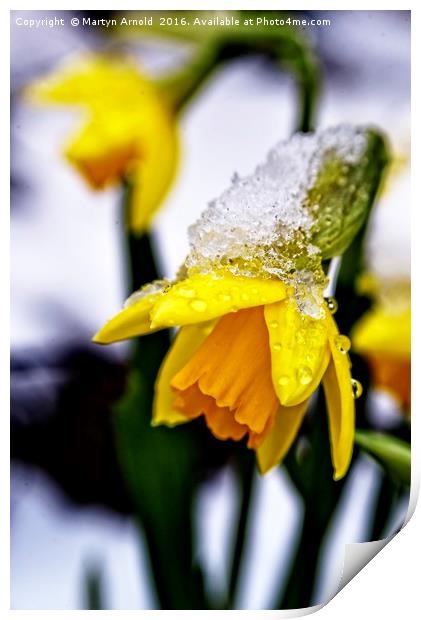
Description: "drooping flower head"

(27, 55), (178, 232)
(94, 125), (388, 479)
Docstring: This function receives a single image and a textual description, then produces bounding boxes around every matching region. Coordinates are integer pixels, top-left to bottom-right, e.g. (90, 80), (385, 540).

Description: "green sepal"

(310, 129), (389, 259)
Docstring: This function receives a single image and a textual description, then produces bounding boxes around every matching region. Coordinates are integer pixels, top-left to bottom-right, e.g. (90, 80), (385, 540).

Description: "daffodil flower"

(352, 279), (411, 410)
(28, 55), (178, 232)
(94, 125), (388, 479)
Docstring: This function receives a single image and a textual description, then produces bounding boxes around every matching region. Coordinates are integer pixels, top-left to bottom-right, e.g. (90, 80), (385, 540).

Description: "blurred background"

(11, 10), (410, 610)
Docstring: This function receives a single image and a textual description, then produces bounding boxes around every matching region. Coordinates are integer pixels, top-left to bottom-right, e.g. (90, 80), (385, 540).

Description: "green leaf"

(355, 430), (411, 486)
(309, 129), (389, 259)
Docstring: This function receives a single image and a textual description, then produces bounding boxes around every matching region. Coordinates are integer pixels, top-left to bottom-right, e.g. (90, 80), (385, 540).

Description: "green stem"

(84, 564), (104, 610)
(227, 449), (255, 609)
(277, 392), (346, 609)
(157, 43), (220, 114)
(279, 505), (327, 609)
(154, 18), (320, 131)
(112, 180), (208, 609)
(366, 473), (400, 541)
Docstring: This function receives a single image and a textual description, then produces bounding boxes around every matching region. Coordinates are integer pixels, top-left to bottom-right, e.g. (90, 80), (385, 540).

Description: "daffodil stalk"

(124, 9), (320, 131)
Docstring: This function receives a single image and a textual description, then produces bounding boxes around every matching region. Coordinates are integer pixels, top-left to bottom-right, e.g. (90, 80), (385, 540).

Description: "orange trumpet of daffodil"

(28, 55), (178, 232)
(93, 270), (355, 479)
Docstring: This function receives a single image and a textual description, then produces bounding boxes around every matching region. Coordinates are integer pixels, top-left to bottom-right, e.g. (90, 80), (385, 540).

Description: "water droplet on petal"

(269, 320), (279, 329)
(241, 292), (250, 301)
(218, 292), (232, 301)
(351, 378), (363, 399)
(278, 375), (290, 386)
(296, 330), (306, 345)
(325, 296), (338, 314)
(178, 286), (196, 298)
(251, 287), (259, 295)
(334, 334), (351, 354)
(272, 342), (282, 351)
(297, 366), (313, 385)
(189, 299), (207, 312)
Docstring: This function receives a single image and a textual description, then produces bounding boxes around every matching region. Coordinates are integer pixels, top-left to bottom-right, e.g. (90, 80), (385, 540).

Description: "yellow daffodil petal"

(323, 314), (355, 480)
(352, 306), (411, 358)
(153, 321), (216, 426)
(92, 291), (162, 344)
(256, 400), (309, 474)
(150, 272), (287, 329)
(66, 112), (139, 189)
(27, 56), (153, 106)
(264, 299), (329, 406)
(29, 55), (179, 232)
(129, 117), (178, 232)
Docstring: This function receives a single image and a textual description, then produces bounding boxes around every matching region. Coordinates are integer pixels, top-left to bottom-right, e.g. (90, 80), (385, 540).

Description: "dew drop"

(269, 320), (279, 329)
(297, 365), (313, 385)
(272, 342), (282, 351)
(177, 286), (196, 298)
(189, 299), (207, 312)
(334, 334), (351, 354)
(351, 378), (363, 399)
(325, 296), (338, 314)
(241, 292), (250, 301)
(278, 375), (290, 386)
(218, 292), (232, 301)
(251, 287), (259, 295)
(296, 330), (306, 345)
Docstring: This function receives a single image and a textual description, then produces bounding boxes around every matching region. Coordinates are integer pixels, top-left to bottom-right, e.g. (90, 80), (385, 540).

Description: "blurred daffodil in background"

(94, 125), (388, 481)
(28, 55), (178, 232)
(352, 127), (410, 412)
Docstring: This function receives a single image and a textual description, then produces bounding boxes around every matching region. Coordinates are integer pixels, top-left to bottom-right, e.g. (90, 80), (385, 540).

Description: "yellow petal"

(27, 56), (153, 106)
(92, 289), (162, 344)
(256, 400), (309, 474)
(153, 322), (216, 426)
(264, 299), (330, 406)
(322, 314), (355, 480)
(66, 110), (140, 189)
(352, 306), (411, 358)
(28, 55), (179, 231)
(150, 272), (287, 329)
(129, 113), (179, 232)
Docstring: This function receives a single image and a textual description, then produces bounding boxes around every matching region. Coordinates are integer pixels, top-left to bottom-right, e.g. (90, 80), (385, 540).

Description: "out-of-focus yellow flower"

(352, 125), (410, 412)
(28, 55), (178, 232)
(93, 271), (355, 480)
(352, 282), (411, 410)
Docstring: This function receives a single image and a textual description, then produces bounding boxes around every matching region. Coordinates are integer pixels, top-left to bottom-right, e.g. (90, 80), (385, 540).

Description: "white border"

(4, 2), (419, 618)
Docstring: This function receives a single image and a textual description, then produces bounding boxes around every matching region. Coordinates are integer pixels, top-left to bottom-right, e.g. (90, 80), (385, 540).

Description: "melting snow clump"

(185, 125), (368, 317)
